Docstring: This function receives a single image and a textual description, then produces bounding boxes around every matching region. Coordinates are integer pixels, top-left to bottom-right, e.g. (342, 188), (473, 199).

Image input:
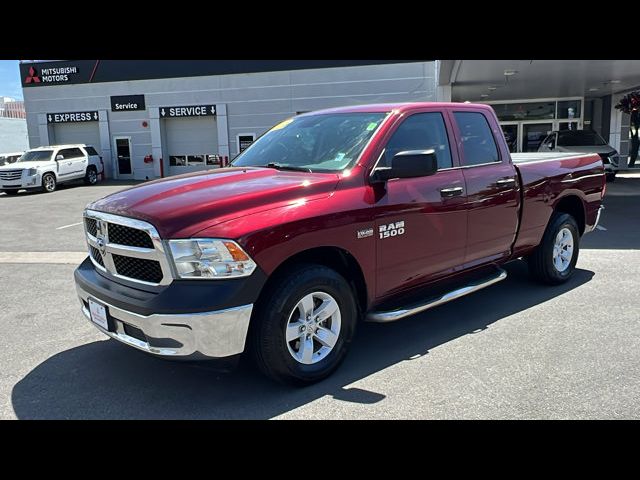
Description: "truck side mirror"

(371, 150), (438, 183)
(55, 155), (64, 161)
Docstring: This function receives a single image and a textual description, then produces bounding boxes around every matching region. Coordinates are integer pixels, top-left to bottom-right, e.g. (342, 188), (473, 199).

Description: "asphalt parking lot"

(0, 176), (639, 419)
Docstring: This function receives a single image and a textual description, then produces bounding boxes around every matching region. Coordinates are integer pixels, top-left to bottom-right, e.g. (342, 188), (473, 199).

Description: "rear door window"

(453, 112), (500, 166)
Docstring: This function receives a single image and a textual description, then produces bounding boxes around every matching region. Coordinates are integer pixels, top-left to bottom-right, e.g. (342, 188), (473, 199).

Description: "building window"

(490, 99), (583, 122)
(557, 100), (581, 120)
(170, 154), (221, 167)
(237, 134), (256, 153)
(491, 101), (556, 121)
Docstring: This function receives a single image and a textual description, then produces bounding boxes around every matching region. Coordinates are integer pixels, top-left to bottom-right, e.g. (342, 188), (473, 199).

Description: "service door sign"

(159, 105), (216, 118)
(111, 95), (146, 112)
(238, 134), (255, 152)
(47, 111), (99, 123)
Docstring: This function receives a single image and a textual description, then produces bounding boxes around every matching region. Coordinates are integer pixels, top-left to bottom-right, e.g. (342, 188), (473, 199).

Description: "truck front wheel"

(527, 212), (580, 285)
(251, 264), (358, 386)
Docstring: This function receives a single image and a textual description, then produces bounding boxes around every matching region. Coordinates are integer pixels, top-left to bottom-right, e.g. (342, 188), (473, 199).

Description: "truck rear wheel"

(251, 264), (358, 386)
(527, 212), (580, 285)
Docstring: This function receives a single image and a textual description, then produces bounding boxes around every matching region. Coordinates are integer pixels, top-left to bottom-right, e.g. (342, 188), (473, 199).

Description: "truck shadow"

(11, 260), (594, 419)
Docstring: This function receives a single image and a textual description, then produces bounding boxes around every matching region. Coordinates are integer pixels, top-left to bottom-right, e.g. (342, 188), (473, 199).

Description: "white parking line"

(596, 225), (607, 231)
(0, 252), (87, 264)
(56, 222), (83, 230)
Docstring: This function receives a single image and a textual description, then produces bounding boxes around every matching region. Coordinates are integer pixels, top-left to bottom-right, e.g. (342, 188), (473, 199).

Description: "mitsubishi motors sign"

(21, 60), (97, 87)
(24, 64), (83, 85)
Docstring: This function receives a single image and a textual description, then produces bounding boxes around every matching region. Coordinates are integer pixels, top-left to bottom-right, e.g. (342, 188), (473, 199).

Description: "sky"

(0, 60), (23, 100)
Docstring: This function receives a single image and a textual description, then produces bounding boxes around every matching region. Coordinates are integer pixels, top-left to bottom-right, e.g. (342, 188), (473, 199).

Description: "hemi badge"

(357, 228), (374, 239)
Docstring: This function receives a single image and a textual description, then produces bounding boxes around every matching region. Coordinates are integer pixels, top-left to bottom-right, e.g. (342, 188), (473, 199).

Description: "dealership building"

(19, 59), (640, 180)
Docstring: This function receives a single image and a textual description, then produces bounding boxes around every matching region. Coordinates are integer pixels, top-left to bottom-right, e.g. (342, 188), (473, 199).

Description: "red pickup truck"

(74, 102), (605, 385)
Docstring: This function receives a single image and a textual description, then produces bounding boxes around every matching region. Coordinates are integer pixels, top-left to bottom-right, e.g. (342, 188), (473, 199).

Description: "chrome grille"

(112, 254), (163, 283)
(108, 223), (154, 248)
(0, 170), (23, 181)
(89, 245), (104, 267)
(85, 217), (98, 237)
(83, 209), (173, 286)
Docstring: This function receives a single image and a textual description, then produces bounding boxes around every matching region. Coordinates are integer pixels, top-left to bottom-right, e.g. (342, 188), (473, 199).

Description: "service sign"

(111, 95), (146, 112)
(47, 111), (99, 124)
(159, 105), (216, 118)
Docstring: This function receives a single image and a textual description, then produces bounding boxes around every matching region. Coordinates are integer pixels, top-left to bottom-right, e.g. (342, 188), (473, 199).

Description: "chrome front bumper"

(76, 283), (253, 359)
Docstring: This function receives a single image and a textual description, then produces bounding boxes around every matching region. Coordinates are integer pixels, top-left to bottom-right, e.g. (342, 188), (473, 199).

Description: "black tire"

(527, 212), (580, 285)
(41, 173), (57, 193)
(250, 264), (358, 386)
(606, 172), (616, 183)
(84, 166), (98, 185)
(3, 190), (19, 196)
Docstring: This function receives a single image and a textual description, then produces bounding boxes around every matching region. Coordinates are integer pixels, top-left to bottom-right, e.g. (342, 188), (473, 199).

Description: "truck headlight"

(27, 168), (38, 176)
(168, 239), (257, 279)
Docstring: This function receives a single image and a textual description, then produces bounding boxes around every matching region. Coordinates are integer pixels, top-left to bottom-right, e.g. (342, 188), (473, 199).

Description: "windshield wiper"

(261, 163), (313, 173)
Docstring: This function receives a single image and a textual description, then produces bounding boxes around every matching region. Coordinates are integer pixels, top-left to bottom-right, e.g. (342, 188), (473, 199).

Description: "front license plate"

(88, 298), (109, 330)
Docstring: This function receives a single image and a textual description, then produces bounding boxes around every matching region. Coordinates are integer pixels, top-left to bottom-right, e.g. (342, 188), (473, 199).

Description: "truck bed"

(511, 151), (604, 256)
(511, 152), (590, 164)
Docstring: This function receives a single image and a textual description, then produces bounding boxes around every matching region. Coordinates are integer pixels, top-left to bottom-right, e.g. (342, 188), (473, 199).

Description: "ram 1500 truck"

(74, 102), (605, 385)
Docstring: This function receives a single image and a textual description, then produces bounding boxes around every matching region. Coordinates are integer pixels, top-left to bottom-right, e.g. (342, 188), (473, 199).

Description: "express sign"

(47, 111), (99, 123)
(159, 105), (216, 118)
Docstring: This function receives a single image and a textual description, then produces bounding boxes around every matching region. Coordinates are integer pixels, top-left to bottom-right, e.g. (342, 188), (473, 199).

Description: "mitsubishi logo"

(25, 67), (41, 84)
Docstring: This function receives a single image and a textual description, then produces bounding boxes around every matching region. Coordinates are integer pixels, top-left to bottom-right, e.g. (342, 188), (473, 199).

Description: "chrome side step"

(366, 267), (507, 323)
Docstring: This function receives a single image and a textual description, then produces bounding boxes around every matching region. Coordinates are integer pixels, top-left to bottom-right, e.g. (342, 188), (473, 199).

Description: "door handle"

(440, 186), (464, 197)
(67, 162), (73, 166)
(495, 177), (516, 187)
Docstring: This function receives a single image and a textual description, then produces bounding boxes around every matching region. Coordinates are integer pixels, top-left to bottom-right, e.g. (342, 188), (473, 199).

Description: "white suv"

(0, 144), (104, 195)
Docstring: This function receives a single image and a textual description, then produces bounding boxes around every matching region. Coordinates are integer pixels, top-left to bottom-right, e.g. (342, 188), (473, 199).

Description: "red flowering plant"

(615, 91), (640, 167)
(614, 90), (640, 114)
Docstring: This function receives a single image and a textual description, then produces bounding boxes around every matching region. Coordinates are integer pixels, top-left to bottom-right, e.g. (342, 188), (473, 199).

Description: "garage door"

(164, 117), (219, 176)
(51, 122), (101, 155)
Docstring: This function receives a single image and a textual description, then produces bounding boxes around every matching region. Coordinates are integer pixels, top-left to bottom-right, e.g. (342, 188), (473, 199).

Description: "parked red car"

(74, 102), (605, 385)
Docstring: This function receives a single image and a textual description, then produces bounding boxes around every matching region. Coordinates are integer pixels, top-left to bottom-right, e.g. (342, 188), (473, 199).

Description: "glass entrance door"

(501, 122), (554, 153)
(500, 124), (518, 153)
(522, 123), (553, 152)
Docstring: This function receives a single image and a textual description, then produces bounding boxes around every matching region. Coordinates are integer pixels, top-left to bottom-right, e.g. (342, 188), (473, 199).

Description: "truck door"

(373, 110), (468, 298)
(450, 109), (520, 267)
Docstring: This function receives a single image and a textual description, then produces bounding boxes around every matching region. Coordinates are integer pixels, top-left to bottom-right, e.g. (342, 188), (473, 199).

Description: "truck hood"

(88, 167), (340, 238)
(0, 160), (52, 170)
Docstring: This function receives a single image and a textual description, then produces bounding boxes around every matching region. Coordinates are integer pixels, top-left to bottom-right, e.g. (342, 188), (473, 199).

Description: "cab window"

(381, 112), (453, 169)
(453, 112), (500, 166)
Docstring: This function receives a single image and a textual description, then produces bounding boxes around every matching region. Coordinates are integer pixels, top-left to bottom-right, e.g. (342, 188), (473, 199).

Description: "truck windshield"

(231, 112), (388, 173)
(557, 131), (607, 146)
(18, 150), (53, 162)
